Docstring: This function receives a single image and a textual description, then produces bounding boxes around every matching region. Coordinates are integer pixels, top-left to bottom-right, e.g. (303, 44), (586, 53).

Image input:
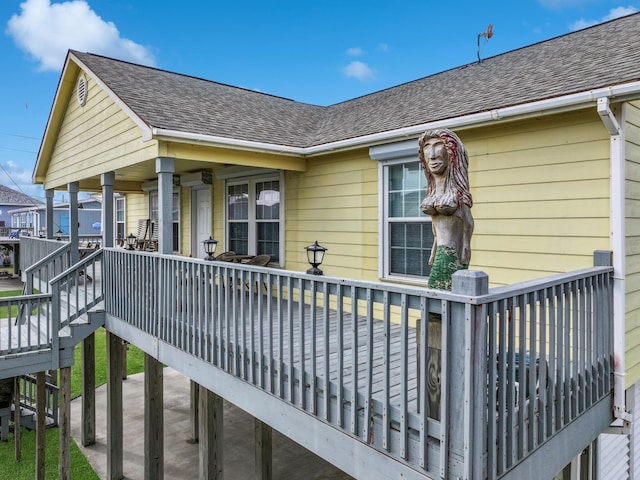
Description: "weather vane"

(477, 24), (493, 63)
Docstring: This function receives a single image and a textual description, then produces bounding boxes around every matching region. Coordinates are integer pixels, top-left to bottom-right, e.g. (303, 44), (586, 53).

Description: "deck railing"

(102, 248), (614, 479)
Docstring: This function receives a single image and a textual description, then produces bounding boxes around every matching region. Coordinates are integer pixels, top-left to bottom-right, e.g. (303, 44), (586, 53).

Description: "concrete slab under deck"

(70, 367), (354, 479)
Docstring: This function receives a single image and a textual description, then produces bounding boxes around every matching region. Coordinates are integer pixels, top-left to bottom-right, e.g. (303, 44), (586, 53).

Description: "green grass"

(70, 327), (146, 398)
(0, 323), (146, 478)
(0, 427), (99, 480)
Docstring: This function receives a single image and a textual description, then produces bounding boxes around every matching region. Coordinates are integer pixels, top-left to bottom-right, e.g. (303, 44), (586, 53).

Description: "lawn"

(0, 289), (147, 479)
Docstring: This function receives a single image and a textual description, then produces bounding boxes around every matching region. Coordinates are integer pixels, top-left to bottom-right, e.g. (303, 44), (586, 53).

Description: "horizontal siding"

(125, 193), (148, 235)
(45, 71), (158, 189)
(626, 100), (640, 387)
(180, 186), (190, 256)
(284, 149), (378, 280)
(599, 431), (630, 480)
(460, 111), (610, 286)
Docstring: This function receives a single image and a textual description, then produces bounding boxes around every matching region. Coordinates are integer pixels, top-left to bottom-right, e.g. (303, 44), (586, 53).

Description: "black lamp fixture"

(126, 232), (137, 250)
(56, 229), (63, 241)
(203, 236), (218, 261)
(305, 240), (327, 275)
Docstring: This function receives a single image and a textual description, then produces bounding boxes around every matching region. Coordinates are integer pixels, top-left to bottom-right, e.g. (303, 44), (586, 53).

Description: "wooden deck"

(0, 246), (617, 480)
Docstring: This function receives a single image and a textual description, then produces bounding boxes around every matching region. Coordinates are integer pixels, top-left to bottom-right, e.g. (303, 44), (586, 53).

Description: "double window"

(375, 141), (433, 282)
(226, 176), (281, 261)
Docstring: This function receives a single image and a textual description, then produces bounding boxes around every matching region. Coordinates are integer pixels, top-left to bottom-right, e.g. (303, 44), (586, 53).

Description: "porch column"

(198, 386), (223, 479)
(101, 172), (115, 248)
(68, 182), (79, 264)
(107, 332), (124, 480)
(144, 354), (164, 479)
(156, 157), (175, 255)
(45, 189), (54, 239)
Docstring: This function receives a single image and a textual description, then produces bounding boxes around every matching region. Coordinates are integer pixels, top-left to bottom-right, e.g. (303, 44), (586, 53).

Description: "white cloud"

(343, 60), (375, 81)
(346, 47), (363, 57)
(569, 6), (638, 31)
(6, 0), (156, 71)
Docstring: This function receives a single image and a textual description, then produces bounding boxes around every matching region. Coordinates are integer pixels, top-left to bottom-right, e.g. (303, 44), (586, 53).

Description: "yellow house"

(7, 11), (640, 480)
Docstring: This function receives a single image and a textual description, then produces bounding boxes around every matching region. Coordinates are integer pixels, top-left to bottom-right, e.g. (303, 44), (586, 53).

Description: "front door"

(192, 187), (212, 259)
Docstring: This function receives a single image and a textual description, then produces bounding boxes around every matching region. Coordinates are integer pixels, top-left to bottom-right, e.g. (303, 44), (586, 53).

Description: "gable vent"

(77, 74), (88, 106)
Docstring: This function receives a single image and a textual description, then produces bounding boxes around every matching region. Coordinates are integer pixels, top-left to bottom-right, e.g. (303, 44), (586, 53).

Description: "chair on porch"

(244, 254), (271, 293)
(144, 222), (159, 251)
(134, 219), (150, 250)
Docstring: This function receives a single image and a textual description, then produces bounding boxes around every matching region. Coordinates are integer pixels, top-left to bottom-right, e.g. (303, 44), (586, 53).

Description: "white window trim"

(114, 195), (126, 241)
(224, 172), (284, 265)
(372, 139), (431, 285)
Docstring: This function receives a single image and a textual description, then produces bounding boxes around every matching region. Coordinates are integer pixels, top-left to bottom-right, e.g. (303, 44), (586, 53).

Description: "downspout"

(597, 97), (631, 426)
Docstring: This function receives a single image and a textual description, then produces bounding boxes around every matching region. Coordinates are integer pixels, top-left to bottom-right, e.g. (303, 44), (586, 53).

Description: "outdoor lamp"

(203, 236), (218, 261)
(56, 229), (63, 241)
(126, 232), (137, 250)
(305, 240), (327, 275)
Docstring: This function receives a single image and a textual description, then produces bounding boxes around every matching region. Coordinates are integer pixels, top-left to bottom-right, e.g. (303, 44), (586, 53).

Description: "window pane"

(389, 221), (433, 277)
(228, 184), (248, 220)
(229, 223), (248, 255)
(149, 191), (158, 222)
(256, 180), (280, 220)
(257, 222), (279, 260)
(388, 162), (427, 218)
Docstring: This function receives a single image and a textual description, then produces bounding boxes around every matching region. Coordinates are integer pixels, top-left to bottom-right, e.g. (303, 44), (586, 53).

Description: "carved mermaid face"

(422, 137), (449, 176)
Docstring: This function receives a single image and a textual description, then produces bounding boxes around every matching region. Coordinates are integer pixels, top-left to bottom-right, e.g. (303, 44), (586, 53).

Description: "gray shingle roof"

(72, 12), (640, 149)
(0, 184), (42, 206)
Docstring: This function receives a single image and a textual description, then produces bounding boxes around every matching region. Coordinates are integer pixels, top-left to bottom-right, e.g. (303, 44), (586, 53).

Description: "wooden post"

(68, 182), (79, 264)
(82, 333), (96, 446)
(13, 376), (21, 461)
(59, 366), (71, 480)
(45, 189), (54, 239)
(255, 419), (272, 480)
(199, 386), (223, 479)
(101, 172), (115, 248)
(144, 353), (164, 480)
(189, 380), (199, 443)
(35, 371), (46, 480)
(107, 332), (124, 480)
(416, 313), (443, 420)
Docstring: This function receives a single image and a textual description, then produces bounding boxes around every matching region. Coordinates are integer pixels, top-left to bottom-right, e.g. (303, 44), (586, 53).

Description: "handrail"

(101, 248), (615, 478)
(24, 242), (72, 294)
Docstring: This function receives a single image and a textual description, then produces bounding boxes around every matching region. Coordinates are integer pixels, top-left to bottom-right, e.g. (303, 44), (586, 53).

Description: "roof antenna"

(477, 24), (493, 63)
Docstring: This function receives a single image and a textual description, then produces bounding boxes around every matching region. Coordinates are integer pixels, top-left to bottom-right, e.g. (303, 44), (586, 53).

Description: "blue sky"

(0, 0), (638, 202)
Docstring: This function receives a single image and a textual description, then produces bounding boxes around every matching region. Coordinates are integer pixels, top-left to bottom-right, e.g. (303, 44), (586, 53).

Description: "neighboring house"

(9, 197), (103, 237)
(0, 184), (41, 235)
(14, 11), (640, 480)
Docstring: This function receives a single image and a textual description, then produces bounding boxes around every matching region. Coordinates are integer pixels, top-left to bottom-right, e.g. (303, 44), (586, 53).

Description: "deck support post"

(255, 419), (272, 480)
(144, 354), (164, 480)
(198, 385), (223, 479)
(189, 380), (199, 443)
(35, 371), (45, 480)
(82, 333), (96, 446)
(448, 270), (489, 480)
(59, 366), (71, 480)
(107, 332), (124, 480)
(101, 172), (115, 248)
(13, 376), (21, 461)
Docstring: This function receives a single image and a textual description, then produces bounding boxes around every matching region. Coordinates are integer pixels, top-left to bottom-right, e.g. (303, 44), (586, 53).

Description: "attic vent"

(77, 75), (88, 106)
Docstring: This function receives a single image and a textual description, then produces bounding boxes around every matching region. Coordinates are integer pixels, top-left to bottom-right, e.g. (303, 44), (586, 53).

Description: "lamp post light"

(203, 236), (218, 261)
(305, 240), (327, 275)
(56, 229), (63, 241)
(126, 233), (137, 250)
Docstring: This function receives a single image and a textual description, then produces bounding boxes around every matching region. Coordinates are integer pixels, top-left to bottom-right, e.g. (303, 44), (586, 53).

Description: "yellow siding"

(461, 111), (611, 286)
(44, 71), (159, 189)
(284, 149), (379, 281)
(625, 100), (640, 386)
(125, 193), (148, 235)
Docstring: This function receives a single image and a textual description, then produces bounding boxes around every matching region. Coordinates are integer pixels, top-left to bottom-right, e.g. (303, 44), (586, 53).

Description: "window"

(226, 176), (281, 261)
(149, 190), (180, 252)
(115, 196), (125, 242)
(373, 140), (433, 282)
